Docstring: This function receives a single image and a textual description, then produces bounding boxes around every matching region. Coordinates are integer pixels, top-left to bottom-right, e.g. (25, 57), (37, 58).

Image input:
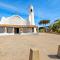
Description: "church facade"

(0, 5), (37, 34)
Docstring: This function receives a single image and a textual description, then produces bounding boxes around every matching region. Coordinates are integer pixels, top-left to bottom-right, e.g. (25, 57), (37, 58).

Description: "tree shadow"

(48, 55), (60, 59)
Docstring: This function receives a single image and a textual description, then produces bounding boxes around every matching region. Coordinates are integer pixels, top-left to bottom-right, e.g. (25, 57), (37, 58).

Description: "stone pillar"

(13, 27), (14, 33)
(5, 27), (7, 33)
(29, 48), (39, 60)
(57, 45), (60, 57)
(34, 28), (37, 33)
(19, 28), (21, 33)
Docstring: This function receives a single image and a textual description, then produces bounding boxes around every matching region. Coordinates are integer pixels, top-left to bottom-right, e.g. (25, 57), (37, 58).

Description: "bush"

(39, 29), (46, 32)
(57, 28), (60, 33)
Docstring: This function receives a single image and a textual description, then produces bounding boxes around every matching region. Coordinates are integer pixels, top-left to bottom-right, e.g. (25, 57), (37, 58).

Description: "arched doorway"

(14, 28), (19, 34)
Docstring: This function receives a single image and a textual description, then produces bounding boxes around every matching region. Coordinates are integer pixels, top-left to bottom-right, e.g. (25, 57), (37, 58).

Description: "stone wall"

(7, 27), (13, 33)
(0, 27), (5, 33)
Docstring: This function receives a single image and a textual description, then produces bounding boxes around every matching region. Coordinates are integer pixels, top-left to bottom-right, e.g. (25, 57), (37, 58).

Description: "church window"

(31, 9), (32, 12)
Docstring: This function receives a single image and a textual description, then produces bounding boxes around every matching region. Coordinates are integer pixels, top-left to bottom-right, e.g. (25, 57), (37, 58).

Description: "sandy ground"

(0, 33), (60, 60)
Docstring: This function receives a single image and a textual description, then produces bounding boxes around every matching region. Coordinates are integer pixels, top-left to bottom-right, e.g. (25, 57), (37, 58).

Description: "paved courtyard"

(0, 33), (60, 60)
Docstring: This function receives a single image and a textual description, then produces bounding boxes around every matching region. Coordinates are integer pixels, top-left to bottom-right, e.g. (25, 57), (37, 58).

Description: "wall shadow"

(48, 55), (60, 59)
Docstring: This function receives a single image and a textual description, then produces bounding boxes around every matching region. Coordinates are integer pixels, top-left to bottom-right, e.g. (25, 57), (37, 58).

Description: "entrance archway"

(14, 28), (19, 34)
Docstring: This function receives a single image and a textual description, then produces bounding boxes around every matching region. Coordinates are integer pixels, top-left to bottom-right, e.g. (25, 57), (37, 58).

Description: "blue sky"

(0, 0), (60, 26)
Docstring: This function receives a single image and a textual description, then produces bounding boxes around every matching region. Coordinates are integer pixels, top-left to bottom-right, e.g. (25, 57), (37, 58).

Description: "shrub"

(57, 28), (60, 33)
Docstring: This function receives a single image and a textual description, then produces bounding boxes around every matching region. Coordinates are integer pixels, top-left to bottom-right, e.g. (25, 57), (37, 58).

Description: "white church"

(0, 5), (37, 35)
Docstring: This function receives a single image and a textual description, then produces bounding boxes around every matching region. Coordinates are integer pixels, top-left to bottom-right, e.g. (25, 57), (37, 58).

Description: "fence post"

(57, 45), (60, 57)
(29, 48), (39, 60)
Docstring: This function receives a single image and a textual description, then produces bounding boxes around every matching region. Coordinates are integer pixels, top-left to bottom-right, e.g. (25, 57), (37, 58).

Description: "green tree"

(39, 20), (50, 26)
(55, 19), (60, 28)
(49, 19), (60, 33)
(39, 20), (50, 32)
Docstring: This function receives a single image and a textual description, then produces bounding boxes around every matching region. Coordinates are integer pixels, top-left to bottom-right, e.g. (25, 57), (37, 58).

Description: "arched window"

(31, 9), (32, 12)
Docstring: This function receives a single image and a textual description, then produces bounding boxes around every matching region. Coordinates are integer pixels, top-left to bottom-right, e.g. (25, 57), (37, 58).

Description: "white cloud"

(0, 2), (20, 12)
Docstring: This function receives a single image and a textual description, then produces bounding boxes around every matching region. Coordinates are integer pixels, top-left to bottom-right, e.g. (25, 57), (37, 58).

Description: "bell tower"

(29, 5), (35, 25)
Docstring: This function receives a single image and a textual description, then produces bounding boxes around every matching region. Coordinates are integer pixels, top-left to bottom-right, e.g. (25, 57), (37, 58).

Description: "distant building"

(0, 5), (37, 34)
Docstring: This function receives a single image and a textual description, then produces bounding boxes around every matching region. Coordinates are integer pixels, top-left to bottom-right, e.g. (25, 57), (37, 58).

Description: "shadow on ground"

(48, 55), (60, 59)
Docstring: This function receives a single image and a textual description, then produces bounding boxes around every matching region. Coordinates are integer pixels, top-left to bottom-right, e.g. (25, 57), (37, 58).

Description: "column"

(5, 27), (7, 33)
(34, 28), (37, 33)
(19, 28), (21, 33)
(13, 27), (14, 33)
(29, 48), (39, 60)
